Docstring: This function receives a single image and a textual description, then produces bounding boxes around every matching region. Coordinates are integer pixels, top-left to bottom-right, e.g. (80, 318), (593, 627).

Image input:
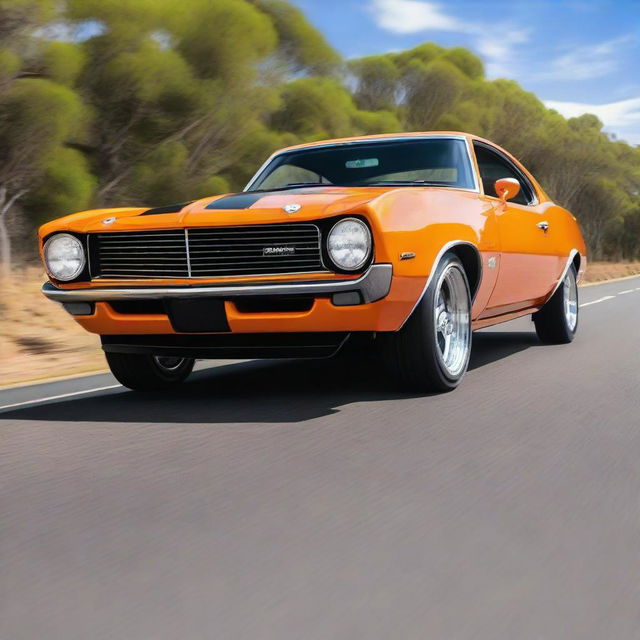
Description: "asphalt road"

(2, 276), (640, 639)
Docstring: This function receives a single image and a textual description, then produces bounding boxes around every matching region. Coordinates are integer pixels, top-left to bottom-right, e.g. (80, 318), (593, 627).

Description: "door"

(473, 143), (560, 314)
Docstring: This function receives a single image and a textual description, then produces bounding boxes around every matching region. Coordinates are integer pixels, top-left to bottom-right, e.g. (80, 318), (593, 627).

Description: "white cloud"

(475, 29), (530, 78)
(545, 96), (640, 145)
(539, 35), (635, 81)
(370, 0), (474, 35)
(368, 0), (636, 107)
(369, 0), (528, 78)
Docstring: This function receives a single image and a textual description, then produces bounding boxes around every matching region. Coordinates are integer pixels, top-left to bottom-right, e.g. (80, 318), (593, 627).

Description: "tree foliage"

(1, 0), (639, 271)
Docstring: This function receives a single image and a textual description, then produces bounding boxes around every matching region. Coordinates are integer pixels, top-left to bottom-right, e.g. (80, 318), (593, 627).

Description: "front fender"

(361, 189), (491, 327)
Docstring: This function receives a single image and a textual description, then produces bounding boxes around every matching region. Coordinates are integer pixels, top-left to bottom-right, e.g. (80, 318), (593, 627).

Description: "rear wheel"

(105, 352), (195, 391)
(533, 265), (579, 344)
(383, 253), (472, 392)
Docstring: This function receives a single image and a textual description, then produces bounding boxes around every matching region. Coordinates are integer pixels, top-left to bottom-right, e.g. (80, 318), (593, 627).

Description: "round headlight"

(327, 218), (371, 271)
(44, 233), (86, 281)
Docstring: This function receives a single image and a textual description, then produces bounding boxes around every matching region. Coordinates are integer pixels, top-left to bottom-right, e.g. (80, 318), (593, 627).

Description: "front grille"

(187, 225), (323, 277)
(92, 224), (324, 279)
(95, 230), (189, 279)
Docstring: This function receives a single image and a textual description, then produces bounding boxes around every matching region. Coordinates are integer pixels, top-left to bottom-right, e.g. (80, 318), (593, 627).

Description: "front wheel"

(105, 352), (195, 391)
(382, 253), (472, 393)
(533, 265), (579, 344)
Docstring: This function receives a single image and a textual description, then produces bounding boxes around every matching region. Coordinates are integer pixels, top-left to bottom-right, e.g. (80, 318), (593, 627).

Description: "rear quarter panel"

(542, 202), (588, 281)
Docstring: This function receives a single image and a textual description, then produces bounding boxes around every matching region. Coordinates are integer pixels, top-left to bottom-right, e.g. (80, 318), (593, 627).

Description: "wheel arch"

(398, 240), (482, 329)
(572, 251), (582, 278)
(447, 243), (482, 302)
(544, 248), (581, 303)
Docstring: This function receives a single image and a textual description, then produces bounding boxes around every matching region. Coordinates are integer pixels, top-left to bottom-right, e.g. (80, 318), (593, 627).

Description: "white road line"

(618, 289), (634, 295)
(580, 295), (615, 308)
(0, 385), (121, 412)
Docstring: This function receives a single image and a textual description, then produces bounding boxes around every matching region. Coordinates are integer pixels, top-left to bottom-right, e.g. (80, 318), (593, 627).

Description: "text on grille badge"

(263, 246), (296, 256)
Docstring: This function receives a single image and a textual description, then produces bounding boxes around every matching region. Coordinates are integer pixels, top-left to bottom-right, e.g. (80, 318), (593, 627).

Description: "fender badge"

(487, 256), (497, 269)
(102, 217), (116, 225)
(283, 203), (301, 214)
(400, 252), (416, 260)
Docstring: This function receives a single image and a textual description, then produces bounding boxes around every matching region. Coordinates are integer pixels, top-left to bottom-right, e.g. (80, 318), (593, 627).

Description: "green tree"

(0, 0), (93, 275)
(401, 58), (467, 131)
(249, 0), (341, 75)
(0, 0), (55, 95)
(349, 55), (399, 112)
(64, 0), (343, 205)
(0, 78), (91, 274)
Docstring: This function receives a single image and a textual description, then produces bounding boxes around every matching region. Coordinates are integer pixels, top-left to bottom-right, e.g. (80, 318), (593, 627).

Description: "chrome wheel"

(153, 356), (187, 372)
(563, 270), (578, 332)
(433, 265), (471, 377)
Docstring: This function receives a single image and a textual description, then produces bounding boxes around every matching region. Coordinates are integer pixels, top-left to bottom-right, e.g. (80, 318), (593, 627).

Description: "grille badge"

(263, 246), (296, 256)
(283, 203), (301, 214)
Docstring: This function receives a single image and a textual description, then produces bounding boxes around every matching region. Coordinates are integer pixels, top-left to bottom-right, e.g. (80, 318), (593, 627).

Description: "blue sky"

(290, 0), (640, 145)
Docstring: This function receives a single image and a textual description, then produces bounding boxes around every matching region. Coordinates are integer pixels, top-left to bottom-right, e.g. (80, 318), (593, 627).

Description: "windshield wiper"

(366, 180), (452, 186)
(252, 182), (330, 193)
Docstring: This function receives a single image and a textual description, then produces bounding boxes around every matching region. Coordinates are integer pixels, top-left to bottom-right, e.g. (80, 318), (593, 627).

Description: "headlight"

(327, 218), (371, 271)
(44, 233), (86, 281)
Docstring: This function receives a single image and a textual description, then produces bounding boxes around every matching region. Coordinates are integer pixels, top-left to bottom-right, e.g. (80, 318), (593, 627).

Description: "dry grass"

(1, 261), (640, 388)
(0, 267), (105, 388)
(581, 261), (640, 284)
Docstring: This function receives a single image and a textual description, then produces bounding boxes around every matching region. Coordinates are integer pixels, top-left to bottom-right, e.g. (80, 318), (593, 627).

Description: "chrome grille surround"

(93, 224), (326, 280)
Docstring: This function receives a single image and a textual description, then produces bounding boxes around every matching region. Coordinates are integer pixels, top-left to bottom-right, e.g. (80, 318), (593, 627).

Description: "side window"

(473, 144), (534, 206)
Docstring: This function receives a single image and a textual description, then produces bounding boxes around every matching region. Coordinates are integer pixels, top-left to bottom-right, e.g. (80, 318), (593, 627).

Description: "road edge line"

(0, 384), (122, 412)
(0, 368), (110, 392)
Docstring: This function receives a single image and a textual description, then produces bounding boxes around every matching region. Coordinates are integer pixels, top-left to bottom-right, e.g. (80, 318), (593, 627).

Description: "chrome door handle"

(537, 221), (549, 231)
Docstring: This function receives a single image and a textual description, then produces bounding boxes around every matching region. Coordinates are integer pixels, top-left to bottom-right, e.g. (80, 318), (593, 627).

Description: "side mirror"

(494, 177), (520, 202)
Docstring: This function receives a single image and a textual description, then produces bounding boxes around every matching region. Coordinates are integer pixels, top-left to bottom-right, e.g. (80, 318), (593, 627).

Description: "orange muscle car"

(40, 132), (586, 392)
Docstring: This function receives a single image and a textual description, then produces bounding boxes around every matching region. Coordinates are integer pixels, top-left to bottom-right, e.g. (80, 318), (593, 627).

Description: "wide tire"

(533, 265), (579, 344)
(382, 253), (472, 393)
(105, 352), (195, 391)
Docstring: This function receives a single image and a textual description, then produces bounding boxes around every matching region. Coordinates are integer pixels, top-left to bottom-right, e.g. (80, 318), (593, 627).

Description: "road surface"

(2, 276), (640, 639)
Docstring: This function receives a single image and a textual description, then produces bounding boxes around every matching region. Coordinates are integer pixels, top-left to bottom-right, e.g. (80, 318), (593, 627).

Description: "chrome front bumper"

(42, 263), (393, 306)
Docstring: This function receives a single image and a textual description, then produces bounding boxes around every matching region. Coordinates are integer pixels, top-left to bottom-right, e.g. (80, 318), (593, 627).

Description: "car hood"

(41, 187), (393, 235)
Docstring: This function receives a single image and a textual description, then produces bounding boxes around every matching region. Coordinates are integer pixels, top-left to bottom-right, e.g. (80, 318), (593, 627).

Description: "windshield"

(247, 138), (475, 192)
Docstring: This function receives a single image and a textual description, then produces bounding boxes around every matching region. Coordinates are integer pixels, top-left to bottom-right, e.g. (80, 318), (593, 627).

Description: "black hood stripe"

(138, 188), (330, 215)
(205, 188), (327, 210)
(205, 193), (265, 210)
(139, 201), (193, 216)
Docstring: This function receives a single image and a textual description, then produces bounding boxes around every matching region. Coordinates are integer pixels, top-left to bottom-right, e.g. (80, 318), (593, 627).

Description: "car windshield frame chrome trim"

(244, 135), (480, 194)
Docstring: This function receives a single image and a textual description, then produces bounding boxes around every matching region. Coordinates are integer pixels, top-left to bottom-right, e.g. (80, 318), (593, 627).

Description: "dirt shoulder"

(2, 262), (640, 388)
(1, 267), (106, 388)
(581, 261), (640, 284)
